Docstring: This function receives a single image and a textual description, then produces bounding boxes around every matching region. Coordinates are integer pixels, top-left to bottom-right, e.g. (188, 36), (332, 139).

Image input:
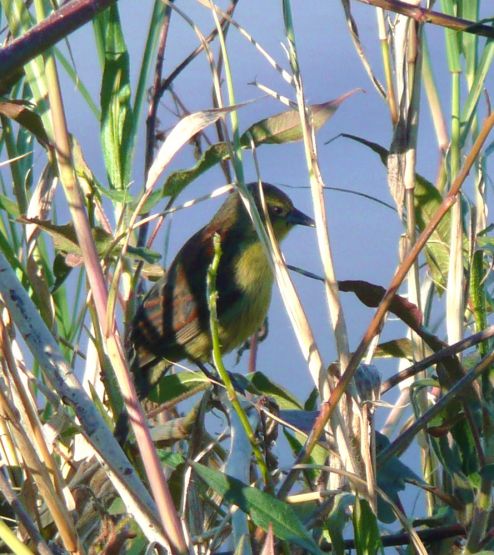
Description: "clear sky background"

(56, 1), (493, 433)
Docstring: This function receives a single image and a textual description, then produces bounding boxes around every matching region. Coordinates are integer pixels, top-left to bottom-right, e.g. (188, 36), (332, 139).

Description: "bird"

(126, 182), (315, 401)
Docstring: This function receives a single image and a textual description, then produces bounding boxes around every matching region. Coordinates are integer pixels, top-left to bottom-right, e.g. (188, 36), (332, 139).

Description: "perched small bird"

(127, 182), (314, 398)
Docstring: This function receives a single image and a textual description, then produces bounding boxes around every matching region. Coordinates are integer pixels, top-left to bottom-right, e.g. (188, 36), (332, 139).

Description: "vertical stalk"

(442, 1), (463, 349)
(282, 0), (360, 500)
(403, 18), (437, 517)
(376, 8), (398, 124)
(34, 1), (189, 551)
(462, 0), (493, 546)
(465, 249), (491, 553)
(421, 37), (449, 155)
(446, 70), (463, 346)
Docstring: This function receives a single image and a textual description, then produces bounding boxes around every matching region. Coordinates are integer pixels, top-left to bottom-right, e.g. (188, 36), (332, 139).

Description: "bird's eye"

(271, 206), (283, 216)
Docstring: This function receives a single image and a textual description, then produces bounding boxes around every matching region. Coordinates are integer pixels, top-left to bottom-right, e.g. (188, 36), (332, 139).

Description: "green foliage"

(249, 371), (302, 409)
(326, 493), (355, 555)
(192, 462), (324, 554)
(150, 371), (210, 404)
(95, 5), (133, 191)
(353, 497), (383, 555)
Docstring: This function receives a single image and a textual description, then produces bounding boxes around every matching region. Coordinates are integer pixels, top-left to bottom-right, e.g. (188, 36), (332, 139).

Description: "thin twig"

(158, 1), (239, 97)
(378, 347), (494, 466)
(0, 0), (117, 88)
(357, 0), (494, 39)
(381, 324), (494, 394)
(138, 2), (174, 250)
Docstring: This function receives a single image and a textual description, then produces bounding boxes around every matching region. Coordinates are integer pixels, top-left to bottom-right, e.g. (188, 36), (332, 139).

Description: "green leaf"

(414, 173), (452, 291)
(127, 245), (162, 264)
(469, 249), (488, 357)
(131, 0), (166, 132)
(240, 90), (360, 146)
(304, 387), (319, 411)
(19, 218), (108, 257)
(92, 179), (131, 203)
(21, 218), (160, 266)
(353, 496), (383, 555)
(97, 5), (133, 190)
(162, 93), (359, 199)
(429, 434), (474, 505)
(375, 432), (424, 524)
(55, 48), (100, 118)
(149, 372), (210, 404)
(88, 381), (113, 430)
(163, 142), (230, 198)
(460, 40), (494, 144)
(373, 338), (413, 360)
(52, 253), (72, 293)
(279, 410), (318, 434)
(2, 1), (52, 135)
(159, 450), (185, 470)
(0, 193), (20, 218)
(192, 462), (324, 554)
(249, 372), (302, 409)
(284, 429), (328, 485)
(326, 493), (354, 555)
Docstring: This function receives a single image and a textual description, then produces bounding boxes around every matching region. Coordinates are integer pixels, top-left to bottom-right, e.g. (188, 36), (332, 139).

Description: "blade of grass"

(281, 0), (359, 496)
(39, 9), (188, 549)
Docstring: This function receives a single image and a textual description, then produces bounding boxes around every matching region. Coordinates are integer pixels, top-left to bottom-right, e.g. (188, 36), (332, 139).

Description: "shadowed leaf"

(338, 279), (423, 329)
(338, 279), (469, 393)
(19, 218), (160, 263)
(326, 493), (355, 555)
(163, 142), (230, 199)
(374, 338), (414, 360)
(0, 100), (49, 147)
(250, 372), (302, 410)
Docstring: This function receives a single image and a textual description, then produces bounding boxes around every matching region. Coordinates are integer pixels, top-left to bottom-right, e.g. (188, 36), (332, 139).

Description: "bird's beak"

(287, 207), (315, 228)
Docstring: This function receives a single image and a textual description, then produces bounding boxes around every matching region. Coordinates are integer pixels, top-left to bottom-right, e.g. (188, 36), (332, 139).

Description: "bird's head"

(250, 182), (315, 241)
(212, 182), (315, 242)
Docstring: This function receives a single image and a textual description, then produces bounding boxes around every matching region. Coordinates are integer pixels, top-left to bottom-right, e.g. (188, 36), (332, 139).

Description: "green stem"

(210, 3), (244, 183)
(207, 233), (269, 487)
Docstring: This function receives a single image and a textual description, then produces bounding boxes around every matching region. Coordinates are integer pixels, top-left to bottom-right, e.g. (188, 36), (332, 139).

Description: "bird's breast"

(233, 241), (273, 294)
(216, 242), (273, 353)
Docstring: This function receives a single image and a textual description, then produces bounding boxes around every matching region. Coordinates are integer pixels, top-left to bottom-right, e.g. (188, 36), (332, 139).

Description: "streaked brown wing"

(129, 221), (245, 368)
(131, 222), (220, 355)
(131, 271), (204, 361)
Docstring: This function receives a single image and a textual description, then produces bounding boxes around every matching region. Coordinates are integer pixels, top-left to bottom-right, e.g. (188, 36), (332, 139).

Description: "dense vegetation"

(0, 1), (493, 553)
